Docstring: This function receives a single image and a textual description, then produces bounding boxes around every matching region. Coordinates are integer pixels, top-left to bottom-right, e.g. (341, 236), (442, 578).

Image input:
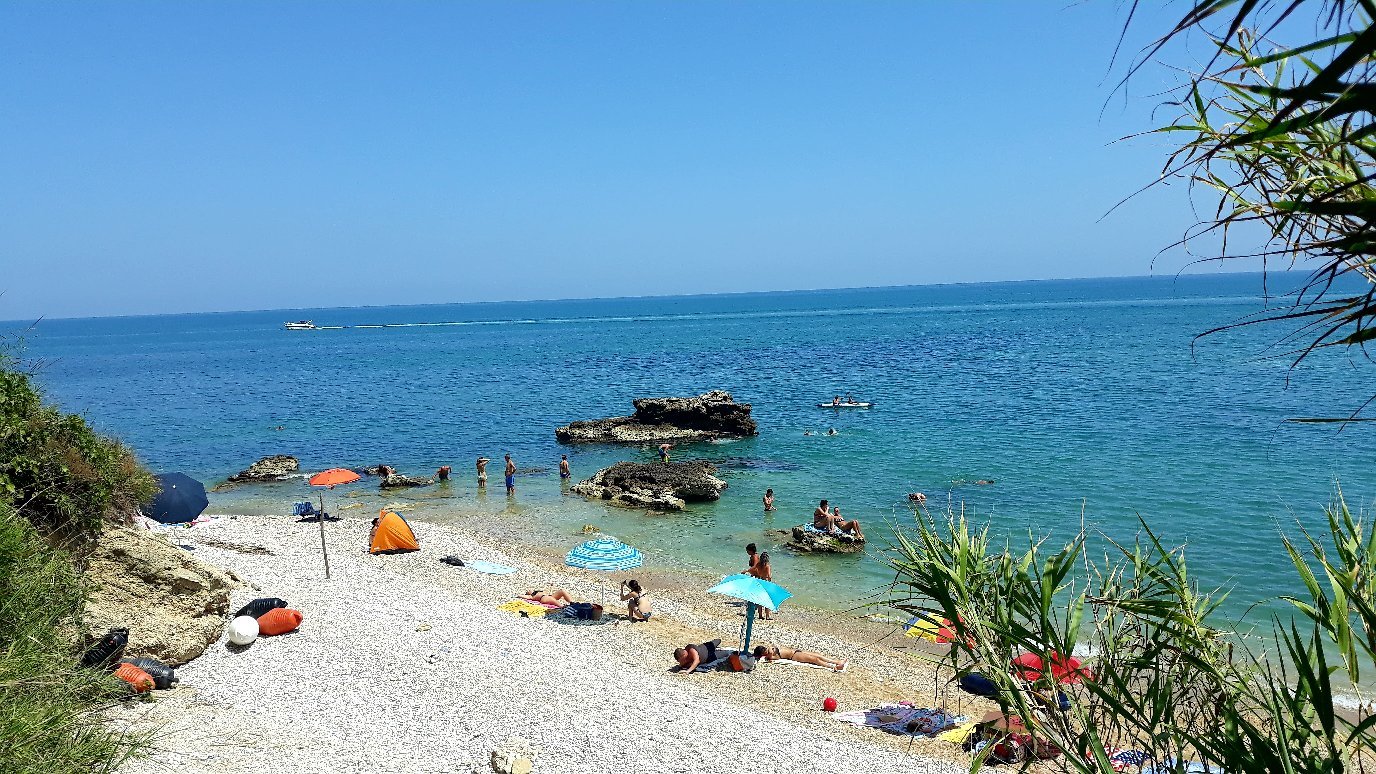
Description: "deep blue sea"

(10, 273), (1374, 619)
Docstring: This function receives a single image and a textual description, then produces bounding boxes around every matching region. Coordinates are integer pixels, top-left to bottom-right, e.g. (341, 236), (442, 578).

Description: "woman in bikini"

(752, 644), (847, 672)
(619, 579), (653, 621)
(762, 488), (775, 512)
(748, 552), (774, 620)
(520, 588), (575, 607)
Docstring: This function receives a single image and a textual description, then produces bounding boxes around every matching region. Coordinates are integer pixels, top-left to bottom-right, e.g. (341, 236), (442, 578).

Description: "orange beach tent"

(370, 511), (419, 554)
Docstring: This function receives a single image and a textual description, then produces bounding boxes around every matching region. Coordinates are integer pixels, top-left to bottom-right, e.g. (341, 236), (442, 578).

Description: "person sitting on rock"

(828, 507), (864, 541)
(619, 579), (652, 621)
(521, 588), (575, 607)
(674, 638), (721, 673)
(752, 644), (847, 672)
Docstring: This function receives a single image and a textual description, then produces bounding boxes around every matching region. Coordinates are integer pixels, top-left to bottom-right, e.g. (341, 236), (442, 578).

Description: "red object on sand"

(823, 697), (838, 712)
(1012, 651), (1090, 685)
(114, 662), (155, 693)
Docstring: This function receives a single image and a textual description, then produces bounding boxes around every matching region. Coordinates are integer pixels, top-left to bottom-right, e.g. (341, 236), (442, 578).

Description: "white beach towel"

(466, 560), (516, 575)
(762, 657), (848, 672)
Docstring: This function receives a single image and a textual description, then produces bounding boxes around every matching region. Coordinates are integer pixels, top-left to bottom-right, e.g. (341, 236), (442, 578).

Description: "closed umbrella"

(706, 573), (792, 652)
(565, 535), (643, 605)
(147, 473), (209, 524)
(308, 468), (361, 579)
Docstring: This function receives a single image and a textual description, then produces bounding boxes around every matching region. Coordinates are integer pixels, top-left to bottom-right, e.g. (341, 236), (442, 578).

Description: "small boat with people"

(283, 320), (318, 330)
(819, 394), (873, 409)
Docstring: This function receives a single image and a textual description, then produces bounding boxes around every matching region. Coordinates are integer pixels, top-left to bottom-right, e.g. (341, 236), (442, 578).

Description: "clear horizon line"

(2, 267), (1286, 325)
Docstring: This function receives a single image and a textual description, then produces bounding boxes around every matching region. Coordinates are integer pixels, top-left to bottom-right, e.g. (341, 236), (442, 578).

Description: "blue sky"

(1, 2), (1231, 319)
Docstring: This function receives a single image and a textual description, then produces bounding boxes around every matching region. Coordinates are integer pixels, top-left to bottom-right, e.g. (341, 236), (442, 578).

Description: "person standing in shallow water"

(559, 455), (570, 481)
(504, 454), (516, 495)
(658, 443), (673, 463)
(476, 457), (489, 488)
(763, 489), (775, 512)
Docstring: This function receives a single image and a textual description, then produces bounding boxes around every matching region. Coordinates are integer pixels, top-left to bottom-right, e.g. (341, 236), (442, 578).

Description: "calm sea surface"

(10, 273), (1374, 619)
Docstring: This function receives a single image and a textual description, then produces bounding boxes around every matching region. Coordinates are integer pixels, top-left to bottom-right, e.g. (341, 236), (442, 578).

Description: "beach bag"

(113, 662), (155, 693)
(567, 602), (595, 620)
(81, 627), (129, 671)
(257, 608), (303, 636)
(121, 657), (177, 689)
(726, 652), (757, 672)
(958, 672), (1000, 697)
(234, 597), (288, 619)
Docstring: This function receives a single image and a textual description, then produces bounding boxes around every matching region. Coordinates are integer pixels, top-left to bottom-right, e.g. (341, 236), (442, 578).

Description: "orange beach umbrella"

(309, 468), (361, 488)
(307, 468), (362, 579)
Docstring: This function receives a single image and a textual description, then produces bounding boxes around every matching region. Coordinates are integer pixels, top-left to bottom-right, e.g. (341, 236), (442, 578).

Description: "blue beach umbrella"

(565, 535), (644, 604)
(706, 574), (793, 652)
(146, 473), (209, 524)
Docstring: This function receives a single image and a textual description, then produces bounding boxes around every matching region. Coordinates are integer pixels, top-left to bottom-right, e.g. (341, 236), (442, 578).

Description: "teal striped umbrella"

(565, 535), (643, 605)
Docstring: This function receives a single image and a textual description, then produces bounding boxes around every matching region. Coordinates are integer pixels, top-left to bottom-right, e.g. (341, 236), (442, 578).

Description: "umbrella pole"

(318, 493), (331, 580)
(743, 602), (756, 652)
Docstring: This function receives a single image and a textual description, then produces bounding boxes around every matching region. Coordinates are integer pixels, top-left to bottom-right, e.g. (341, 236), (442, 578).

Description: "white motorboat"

(284, 320), (317, 330)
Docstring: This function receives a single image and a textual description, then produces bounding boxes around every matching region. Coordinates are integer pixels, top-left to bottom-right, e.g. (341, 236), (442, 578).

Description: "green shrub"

(0, 502), (140, 774)
(0, 354), (155, 537)
(886, 494), (1376, 772)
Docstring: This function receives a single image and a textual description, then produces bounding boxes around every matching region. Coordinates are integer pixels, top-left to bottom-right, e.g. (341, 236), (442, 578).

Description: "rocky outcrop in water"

(785, 525), (865, 554)
(380, 472), (434, 489)
(83, 524), (242, 666)
(556, 391), (757, 444)
(226, 455), (299, 483)
(570, 461), (727, 511)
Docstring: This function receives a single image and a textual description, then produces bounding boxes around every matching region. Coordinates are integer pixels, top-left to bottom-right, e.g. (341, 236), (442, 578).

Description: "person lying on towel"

(752, 645), (847, 672)
(674, 639), (722, 673)
(520, 589), (576, 607)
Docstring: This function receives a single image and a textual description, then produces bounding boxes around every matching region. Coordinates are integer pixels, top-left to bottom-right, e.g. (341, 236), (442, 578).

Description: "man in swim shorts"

(559, 454), (570, 480)
(476, 457), (489, 488)
(813, 499), (831, 528)
(658, 443), (673, 463)
(504, 454), (516, 494)
(674, 638), (721, 673)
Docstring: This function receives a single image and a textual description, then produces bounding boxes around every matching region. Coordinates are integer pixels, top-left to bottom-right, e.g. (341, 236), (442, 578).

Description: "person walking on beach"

(763, 489), (775, 512)
(476, 457), (489, 488)
(504, 454), (516, 495)
(619, 579), (653, 621)
(658, 443), (673, 463)
(744, 542), (759, 573)
(748, 552), (773, 620)
(559, 455), (571, 481)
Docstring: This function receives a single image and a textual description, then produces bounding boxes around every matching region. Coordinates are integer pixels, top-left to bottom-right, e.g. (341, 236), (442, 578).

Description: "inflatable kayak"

(818, 402), (873, 408)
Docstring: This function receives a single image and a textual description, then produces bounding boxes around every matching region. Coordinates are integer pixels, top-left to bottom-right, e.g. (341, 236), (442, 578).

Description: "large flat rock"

(556, 390), (757, 444)
(570, 461), (727, 511)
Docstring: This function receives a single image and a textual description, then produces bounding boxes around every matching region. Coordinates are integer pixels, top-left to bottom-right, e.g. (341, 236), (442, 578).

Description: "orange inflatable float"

(257, 608), (304, 636)
(114, 662), (155, 693)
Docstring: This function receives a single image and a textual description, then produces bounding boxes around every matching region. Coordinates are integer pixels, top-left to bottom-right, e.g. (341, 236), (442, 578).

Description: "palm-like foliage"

(1131, 1), (1376, 402)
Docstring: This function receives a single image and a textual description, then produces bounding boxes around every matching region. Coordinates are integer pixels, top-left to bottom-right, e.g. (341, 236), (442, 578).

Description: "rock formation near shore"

(380, 472), (434, 488)
(784, 525), (865, 554)
(83, 524), (242, 666)
(556, 390), (757, 444)
(225, 455), (299, 483)
(570, 461), (727, 511)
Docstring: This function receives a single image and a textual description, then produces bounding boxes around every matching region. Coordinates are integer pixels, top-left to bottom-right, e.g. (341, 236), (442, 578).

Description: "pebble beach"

(106, 513), (986, 774)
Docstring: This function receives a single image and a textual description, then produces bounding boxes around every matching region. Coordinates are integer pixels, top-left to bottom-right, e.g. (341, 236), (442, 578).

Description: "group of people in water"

(470, 453), (574, 495)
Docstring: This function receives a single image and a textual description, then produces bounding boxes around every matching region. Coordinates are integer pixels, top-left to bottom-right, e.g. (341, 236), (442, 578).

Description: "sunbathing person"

(521, 588), (575, 607)
(674, 638), (722, 674)
(752, 644), (847, 672)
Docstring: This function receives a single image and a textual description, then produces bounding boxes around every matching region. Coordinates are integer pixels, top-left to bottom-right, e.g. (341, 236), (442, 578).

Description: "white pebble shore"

(107, 514), (964, 774)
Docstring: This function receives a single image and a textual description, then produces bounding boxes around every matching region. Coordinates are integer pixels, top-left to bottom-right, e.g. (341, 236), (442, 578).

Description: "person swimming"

(826, 427), (838, 436)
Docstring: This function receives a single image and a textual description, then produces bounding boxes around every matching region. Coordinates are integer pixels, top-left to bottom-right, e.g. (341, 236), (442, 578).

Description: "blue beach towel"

(466, 560), (516, 575)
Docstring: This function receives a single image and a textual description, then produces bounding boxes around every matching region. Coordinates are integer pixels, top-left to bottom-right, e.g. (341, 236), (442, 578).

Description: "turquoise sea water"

(10, 273), (1374, 619)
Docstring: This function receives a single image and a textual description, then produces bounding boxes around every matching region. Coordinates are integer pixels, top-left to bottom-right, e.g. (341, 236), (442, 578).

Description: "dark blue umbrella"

(147, 473), (209, 524)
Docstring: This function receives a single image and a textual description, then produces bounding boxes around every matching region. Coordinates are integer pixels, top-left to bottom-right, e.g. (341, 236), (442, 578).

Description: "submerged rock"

(83, 524), (242, 666)
(556, 390), (757, 444)
(785, 525), (865, 554)
(225, 455), (299, 484)
(570, 461), (727, 511)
